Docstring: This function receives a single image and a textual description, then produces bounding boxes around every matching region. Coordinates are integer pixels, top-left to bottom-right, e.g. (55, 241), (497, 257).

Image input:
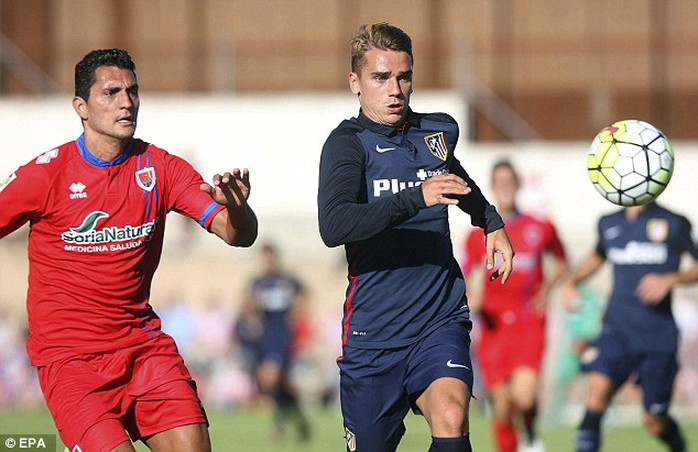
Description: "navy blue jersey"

(318, 110), (503, 349)
(596, 203), (698, 353)
(250, 273), (301, 345)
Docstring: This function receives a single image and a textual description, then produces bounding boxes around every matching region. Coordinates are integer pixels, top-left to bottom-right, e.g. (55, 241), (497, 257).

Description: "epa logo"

(1, 435), (55, 450)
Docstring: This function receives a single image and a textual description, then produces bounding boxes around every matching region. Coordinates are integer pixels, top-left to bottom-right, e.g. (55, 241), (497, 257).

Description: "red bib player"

(0, 49), (257, 452)
(461, 160), (568, 452)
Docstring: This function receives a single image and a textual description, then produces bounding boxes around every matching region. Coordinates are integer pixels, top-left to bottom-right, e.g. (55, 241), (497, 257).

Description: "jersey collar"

(357, 109), (418, 137)
(76, 133), (133, 167)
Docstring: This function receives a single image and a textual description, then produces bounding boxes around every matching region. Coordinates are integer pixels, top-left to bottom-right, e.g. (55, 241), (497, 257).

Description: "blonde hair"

(350, 23), (413, 72)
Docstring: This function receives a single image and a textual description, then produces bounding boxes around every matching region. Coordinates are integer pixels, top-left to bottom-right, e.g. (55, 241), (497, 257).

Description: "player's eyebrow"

(371, 70), (413, 78)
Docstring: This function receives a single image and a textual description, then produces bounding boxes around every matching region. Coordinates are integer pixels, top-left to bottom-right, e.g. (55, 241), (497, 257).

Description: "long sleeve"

(317, 128), (426, 248)
(450, 156), (504, 234)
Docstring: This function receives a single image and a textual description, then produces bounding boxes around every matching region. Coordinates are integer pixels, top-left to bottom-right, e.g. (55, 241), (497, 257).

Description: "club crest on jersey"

(424, 132), (448, 161)
(0, 171), (16, 193)
(344, 427), (357, 452)
(647, 219), (668, 242)
(135, 167), (156, 192)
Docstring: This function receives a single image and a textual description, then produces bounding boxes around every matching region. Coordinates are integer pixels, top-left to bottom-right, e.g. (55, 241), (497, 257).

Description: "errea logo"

(69, 182), (87, 199)
(36, 148), (59, 164)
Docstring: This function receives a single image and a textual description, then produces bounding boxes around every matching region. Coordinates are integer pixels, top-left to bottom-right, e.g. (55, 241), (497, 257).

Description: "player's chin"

(384, 113), (406, 127)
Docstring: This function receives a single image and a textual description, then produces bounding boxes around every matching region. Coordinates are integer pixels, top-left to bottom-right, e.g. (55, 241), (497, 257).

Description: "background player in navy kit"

(318, 23), (514, 452)
(564, 203), (698, 452)
(242, 243), (311, 441)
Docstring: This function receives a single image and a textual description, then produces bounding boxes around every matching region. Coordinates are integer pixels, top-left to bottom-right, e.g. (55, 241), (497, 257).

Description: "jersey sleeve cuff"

(198, 201), (225, 229)
(484, 204), (505, 234)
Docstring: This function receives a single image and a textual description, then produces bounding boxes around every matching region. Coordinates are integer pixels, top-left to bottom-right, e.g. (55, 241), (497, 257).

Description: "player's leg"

(477, 327), (516, 452)
(112, 441), (138, 451)
(37, 356), (135, 452)
(409, 315), (474, 451)
(142, 424), (210, 452)
(277, 371), (311, 441)
(575, 372), (616, 452)
(257, 357), (286, 438)
(488, 382), (517, 452)
(338, 346), (411, 452)
(416, 377), (472, 451)
(637, 353), (685, 451)
(509, 367), (541, 450)
(509, 321), (545, 451)
(575, 328), (633, 452)
(125, 335), (210, 451)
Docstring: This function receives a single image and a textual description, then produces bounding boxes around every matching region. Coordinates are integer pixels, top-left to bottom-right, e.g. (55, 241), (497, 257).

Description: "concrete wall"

(3, 0), (698, 139)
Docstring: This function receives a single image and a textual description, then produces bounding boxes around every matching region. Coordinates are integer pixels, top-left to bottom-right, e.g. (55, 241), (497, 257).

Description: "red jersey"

(0, 135), (224, 366)
(462, 213), (565, 318)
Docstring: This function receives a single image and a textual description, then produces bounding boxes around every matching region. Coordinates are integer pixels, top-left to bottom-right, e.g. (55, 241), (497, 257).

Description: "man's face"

(491, 166), (519, 212)
(349, 49), (413, 127)
(74, 65), (140, 143)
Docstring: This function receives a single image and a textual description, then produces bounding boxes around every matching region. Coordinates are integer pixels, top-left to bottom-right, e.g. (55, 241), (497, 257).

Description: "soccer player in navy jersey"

(565, 203), (698, 452)
(0, 49), (257, 452)
(244, 243), (311, 441)
(317, 23), (514, 452)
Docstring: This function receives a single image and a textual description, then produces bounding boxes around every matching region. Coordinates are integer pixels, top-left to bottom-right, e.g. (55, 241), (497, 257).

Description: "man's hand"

(485, 228), (514, 284)
(200, 168), (250, 209)
(636, 272), (677, 305)
(421, 174), (471, 207)
(203, 168), (257, 247)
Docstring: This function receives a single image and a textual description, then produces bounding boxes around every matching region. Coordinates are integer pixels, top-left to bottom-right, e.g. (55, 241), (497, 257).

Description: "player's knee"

(431, 401), (468, 436)
(510, 391), (535, 413)
(643, 413), (665, 436)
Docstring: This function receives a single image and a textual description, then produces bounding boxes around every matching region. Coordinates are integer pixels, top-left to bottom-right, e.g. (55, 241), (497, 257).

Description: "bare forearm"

(570, 252), (604, 286)
(213, 204), (258, 247)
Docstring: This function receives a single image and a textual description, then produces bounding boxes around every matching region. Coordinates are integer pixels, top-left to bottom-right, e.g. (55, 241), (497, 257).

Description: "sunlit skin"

(349, 48), (413, 127)
(72, 66), (139, 161)
(490, 166), (519, 218)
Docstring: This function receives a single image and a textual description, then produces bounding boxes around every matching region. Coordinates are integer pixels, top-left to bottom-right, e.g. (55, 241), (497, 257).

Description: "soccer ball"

(587, 119), (674, 207)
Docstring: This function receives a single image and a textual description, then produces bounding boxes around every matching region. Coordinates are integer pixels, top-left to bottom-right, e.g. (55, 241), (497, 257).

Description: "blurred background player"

(0, 48), (258, 452)
(240, 243), (311, 442)
(461, 160), (568, 452)
(565, 202), (698, 452)
(318, 23), (514, 452)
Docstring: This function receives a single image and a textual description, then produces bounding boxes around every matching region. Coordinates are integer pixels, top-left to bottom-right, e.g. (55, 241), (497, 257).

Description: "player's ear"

(348, 72), (360, 95)
(72, 96), (88, 120)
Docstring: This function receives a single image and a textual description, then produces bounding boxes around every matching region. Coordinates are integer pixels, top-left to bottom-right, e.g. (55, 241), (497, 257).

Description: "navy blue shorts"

(338, 316), (473, 452)
(581, 325), (679, 415)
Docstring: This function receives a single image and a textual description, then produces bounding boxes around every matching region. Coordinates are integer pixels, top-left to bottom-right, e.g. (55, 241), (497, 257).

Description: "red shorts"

(38, 334), (208, 451)
(475, 317), (545, 390)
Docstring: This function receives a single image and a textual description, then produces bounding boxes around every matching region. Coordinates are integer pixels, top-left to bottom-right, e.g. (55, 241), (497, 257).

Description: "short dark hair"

(350, 23), (413, 73)
(491, 159), (520, 186)
(74, 49), (136, 100)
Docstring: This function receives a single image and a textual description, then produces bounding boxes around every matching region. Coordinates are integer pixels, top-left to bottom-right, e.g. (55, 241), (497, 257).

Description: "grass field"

(2, 406), (697, 451)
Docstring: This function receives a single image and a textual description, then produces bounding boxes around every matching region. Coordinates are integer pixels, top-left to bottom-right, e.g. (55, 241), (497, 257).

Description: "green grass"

(1, 406), (697, 451)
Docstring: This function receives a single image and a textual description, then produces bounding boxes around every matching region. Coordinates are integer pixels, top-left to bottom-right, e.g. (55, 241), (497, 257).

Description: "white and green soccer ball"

(587, 119), (674, 207)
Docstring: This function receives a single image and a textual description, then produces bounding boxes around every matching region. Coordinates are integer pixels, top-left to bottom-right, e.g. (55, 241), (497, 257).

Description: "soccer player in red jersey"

(0, 49), (257, 452)
(461, 160), (568, 452)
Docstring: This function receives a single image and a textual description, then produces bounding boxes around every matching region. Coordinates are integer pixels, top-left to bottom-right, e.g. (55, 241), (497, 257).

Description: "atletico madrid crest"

(135, 167), (156, 192)
(424, 132), (448, 161)
(647, 219), (668, 243)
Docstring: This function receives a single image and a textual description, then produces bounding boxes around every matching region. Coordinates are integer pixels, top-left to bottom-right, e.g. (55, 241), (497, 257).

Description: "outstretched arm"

(562, 251), (604, 310)
(202, 168), (258, 247)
